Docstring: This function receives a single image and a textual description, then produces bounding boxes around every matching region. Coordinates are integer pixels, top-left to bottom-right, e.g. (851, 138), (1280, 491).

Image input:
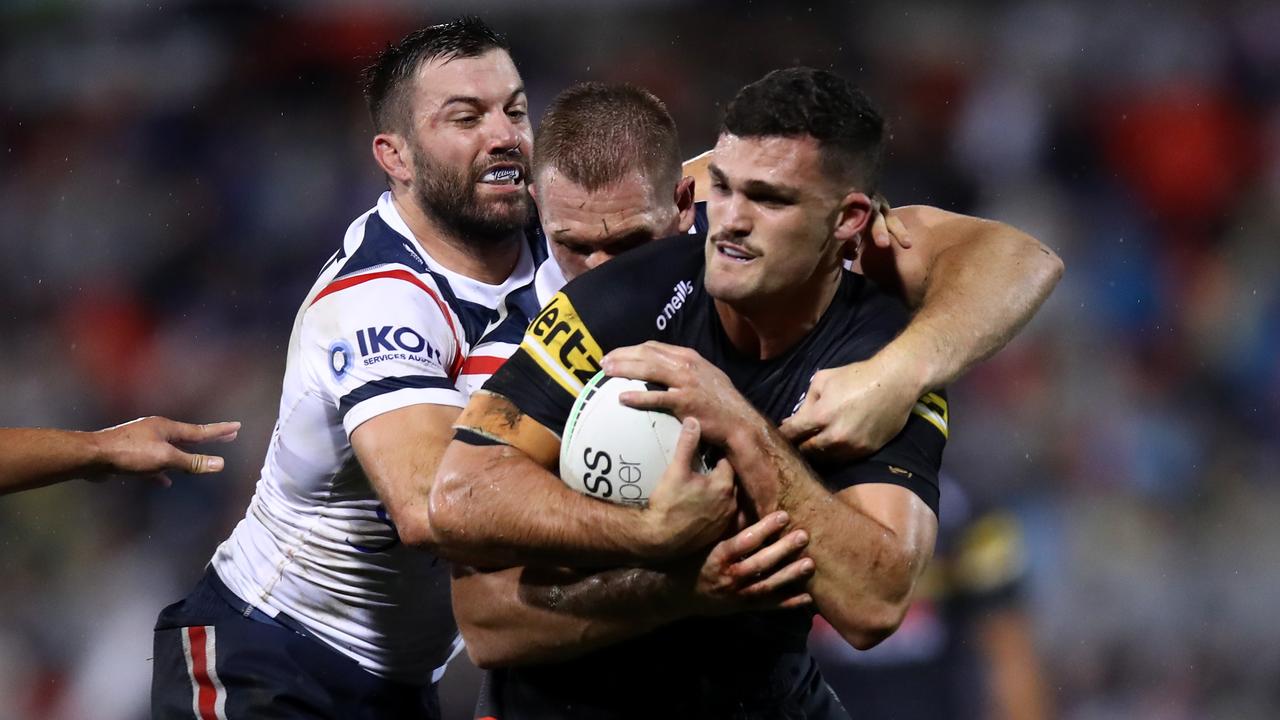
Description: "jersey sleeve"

(301, 272), (464, 437)
(814, 390), (948, 514)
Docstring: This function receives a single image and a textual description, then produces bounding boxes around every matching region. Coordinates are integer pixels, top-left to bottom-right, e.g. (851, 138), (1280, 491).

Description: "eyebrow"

(441, 86), (527, 109)
(708, 162), (800, 200)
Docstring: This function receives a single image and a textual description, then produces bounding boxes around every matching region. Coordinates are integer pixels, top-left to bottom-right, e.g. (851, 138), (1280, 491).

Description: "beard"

(412, 146), (532, 245)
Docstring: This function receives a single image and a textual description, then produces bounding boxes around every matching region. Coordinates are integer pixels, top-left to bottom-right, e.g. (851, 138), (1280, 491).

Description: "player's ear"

(833, 191), (873, 245)
(674, 175), (697, 234)
(372, 133), (414, 185)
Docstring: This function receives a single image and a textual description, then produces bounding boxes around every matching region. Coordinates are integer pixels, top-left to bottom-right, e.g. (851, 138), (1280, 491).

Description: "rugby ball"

(560, 371), (706, 507)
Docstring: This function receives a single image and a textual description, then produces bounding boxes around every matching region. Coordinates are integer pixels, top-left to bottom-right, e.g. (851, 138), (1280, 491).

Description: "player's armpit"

(350, 402), (461, 550)
(454, 390), (560, 468)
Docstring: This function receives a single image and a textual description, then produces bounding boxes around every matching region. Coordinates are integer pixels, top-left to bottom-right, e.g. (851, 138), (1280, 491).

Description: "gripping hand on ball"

(641, 417), (736, 559)
(604, 342), (766, 447)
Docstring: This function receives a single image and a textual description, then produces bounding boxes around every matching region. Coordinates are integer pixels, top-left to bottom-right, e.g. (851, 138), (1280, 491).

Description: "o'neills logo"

(655, 280), (695, 330)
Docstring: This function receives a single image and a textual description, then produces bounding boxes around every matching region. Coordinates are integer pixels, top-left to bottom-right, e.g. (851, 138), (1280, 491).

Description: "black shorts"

(151, 568), (440, 720)
(474, 650), (849, 720)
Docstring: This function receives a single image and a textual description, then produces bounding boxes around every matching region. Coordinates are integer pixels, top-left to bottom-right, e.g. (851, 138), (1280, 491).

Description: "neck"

(713, 263), (843, 360)
(390, 190), (522, 285)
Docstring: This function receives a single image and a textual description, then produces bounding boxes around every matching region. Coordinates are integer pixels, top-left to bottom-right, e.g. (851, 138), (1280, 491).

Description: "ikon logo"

(355, 326), (444, 365)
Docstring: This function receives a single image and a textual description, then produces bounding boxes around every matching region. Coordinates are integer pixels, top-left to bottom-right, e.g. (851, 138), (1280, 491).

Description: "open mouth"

(478, 165), (525, 186)
(715, 241), (756, 262)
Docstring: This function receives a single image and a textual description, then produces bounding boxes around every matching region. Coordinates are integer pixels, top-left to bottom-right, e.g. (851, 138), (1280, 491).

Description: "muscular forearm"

(431, 442), (663, 567)
(454, 565), (682, 668)
(0, 428), (105, 494)
(725, 425), (928, 648)
(895, 216), (1063, 390)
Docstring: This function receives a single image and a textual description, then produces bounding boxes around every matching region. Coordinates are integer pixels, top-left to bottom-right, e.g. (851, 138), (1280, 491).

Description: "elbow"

(459, 626), (514, 670)
(839, 601), (911, 651)
(1015, 232), (1065, 290)
(397, 511), (435, 551)
(425, 465), (478, 555)
(828, 551), (923, 651)
(1038, 242), (1066, 287)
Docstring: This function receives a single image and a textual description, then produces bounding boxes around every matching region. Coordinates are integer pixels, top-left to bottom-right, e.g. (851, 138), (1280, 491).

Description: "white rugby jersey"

(211, 192), (552, 683)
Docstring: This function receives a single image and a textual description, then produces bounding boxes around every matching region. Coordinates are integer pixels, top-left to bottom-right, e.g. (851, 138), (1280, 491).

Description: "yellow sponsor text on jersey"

(521, 292), (604, 396)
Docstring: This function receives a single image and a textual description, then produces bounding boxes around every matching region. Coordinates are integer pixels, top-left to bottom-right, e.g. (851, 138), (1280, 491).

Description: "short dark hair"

(722, 67), (885, 192)
(533, 82), (682, 194)
(362, 16), (510, 134)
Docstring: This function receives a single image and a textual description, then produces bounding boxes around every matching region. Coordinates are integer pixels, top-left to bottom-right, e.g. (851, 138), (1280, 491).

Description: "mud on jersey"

(211, 192), (551, 683)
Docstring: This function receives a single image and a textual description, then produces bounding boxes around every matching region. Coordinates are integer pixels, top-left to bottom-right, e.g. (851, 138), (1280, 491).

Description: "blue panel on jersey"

(419, 269), (500, 347)
(694, 201), (709, 235)
(479, 279), (542, 346)
(337, 214), (430, 277)
(338, 374), (457, 419)
(525, 214), (550, 265)
(348, 213), (501, 346)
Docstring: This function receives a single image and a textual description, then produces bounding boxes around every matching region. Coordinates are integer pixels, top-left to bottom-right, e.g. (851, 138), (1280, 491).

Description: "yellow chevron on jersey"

(912, 392), (949, 438)
(520, 292), (604, 397)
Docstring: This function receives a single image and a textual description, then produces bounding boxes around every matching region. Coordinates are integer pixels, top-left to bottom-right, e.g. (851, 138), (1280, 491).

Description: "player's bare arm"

(609, 342), (938, 649)
(0, 417), (239, 495)
(782, 204), (1063, 459)
(453, 510), (813, 668)
(349, 403), (463, 550)
(429, 391), (735, 566)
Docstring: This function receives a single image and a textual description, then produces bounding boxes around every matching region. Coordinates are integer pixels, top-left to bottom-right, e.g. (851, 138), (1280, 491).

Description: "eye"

(749, 193), (791, 209)
(453, 115), (480, 126)
(556, 239), (592, 256)
(506, 109), (528, 121)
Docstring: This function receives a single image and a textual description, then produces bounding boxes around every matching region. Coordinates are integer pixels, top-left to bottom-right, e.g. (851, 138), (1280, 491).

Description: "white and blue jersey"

(210, 192), (551, 684)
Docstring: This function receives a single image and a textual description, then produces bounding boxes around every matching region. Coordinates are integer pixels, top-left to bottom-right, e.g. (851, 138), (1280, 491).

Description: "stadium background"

(1, 0), (1277, 718)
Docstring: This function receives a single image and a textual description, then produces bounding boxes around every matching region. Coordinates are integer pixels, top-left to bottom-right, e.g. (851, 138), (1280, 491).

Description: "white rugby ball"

(560, 371), (705, 507)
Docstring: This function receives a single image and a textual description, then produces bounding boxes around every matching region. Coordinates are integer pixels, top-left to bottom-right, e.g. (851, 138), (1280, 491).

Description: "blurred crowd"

(1, 1), (1277, 718)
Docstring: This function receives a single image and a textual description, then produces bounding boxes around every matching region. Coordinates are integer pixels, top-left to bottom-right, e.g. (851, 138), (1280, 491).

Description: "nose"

(719, 193), (753, 237)
(485, 110), (523, 156)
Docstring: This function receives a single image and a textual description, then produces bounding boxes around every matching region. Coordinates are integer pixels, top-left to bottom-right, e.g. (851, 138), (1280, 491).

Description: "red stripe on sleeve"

(311, 269), (465, 379)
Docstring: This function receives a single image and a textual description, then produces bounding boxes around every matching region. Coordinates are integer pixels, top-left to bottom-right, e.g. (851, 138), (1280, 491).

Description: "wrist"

(877, 332), (940, 395)
(82, 429), (114, 472)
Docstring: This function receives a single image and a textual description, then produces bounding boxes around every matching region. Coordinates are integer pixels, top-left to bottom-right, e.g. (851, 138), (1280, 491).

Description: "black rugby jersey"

(478, 232), (948, 718)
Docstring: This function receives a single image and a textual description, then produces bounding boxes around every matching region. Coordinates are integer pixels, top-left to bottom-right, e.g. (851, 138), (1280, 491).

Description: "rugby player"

(151, 16), (1059, 719)
(430, 69), (1014, 718)
(151, 18), (724, 720)
(0, 417), (238, 495)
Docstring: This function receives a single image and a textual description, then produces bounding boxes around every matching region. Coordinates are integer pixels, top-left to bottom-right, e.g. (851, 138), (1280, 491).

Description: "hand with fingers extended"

(779, 350), (922, 461)
(603, 342), (764, 448)
(680, 510), (815, 616)
(92, 416), (241, 487)
(638, 417), (738, 560)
